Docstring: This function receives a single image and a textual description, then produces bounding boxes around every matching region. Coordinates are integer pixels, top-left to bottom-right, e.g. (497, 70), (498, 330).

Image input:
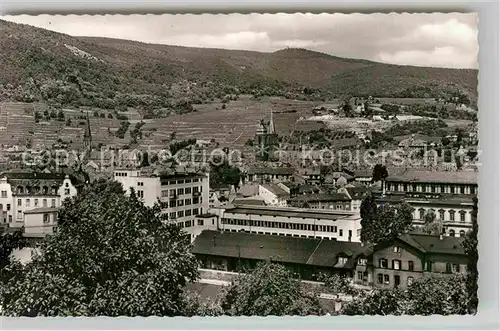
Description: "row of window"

(221, 218), (353, 237)
(378, 257), (462, 273)
(160, 186), (202, 197)
(168, 208), (200, 219)
(417, 208), (468, 222)
(387, 183), (477, 195)
(115, 172), (129, 177)
(160, 198), (202, 209)
(223, 228), (341, 240)
(177, 218), (214, 228)
(164, 178), (201, 185)
(17, 198), (56, 208)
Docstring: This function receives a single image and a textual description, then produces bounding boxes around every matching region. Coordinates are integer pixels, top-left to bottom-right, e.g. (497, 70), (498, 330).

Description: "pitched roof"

(398, 234), (466, 255)
(24, 207), (59, 214)
(261, 184), (289, 198)
(192, 230), (369, 268)
(247, 167), (295, 175)
(386, 170), (478, 185)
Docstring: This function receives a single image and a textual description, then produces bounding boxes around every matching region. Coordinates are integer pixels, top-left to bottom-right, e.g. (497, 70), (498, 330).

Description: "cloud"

(0, 13), (478, 69)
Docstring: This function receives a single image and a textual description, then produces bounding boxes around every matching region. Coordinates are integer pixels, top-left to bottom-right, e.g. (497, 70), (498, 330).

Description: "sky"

(1, 13), (478, 69)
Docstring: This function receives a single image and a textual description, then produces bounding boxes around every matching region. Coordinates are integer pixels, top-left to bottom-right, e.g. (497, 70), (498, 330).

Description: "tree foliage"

(209, 161), (241, 188)
(463, 196), (478, 314)
(342, 274), (469, 316)
(372, 164), (388, 183)
(360, 195), (413, 244)
(220, 261), (324, 316)
(0, 180), (200, 316)
(0, 228), (26, 270)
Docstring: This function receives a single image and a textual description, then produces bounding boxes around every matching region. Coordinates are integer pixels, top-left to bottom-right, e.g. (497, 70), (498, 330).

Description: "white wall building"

(113, 169), (211, 242)
(217, 205), (362, 242)
(0, 171), (77, 230)
(258, 184), (289, 207)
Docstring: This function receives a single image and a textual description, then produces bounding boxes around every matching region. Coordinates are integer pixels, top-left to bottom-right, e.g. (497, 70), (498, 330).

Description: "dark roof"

(196, 213), (217, 219)
(247, 167), (295, 175)
(397, 234), (466, 255)
(223, 205), (357, 221)
(288, 193), (350, 203)
(1, 171), (67, 181)
(24, 207), (59, 214)
(386, 170), (478, 185)
(159, 172), (205, 180)
(192, 230), (368, 268)
(345, 187), (372, 199)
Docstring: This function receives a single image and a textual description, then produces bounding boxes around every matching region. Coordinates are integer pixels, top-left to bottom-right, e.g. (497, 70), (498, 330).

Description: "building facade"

(113, 169), (211, 241)
(218, 205), (362, 242)
(0, 171), (77, 229)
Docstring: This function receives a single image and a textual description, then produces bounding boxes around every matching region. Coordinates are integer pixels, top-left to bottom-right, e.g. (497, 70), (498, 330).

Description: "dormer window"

(358, 258), (367, 266)
(338, 256), (348, 265)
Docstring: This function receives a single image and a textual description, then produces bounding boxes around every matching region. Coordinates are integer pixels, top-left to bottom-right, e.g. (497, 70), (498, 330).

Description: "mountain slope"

(0, 19), (478, 114)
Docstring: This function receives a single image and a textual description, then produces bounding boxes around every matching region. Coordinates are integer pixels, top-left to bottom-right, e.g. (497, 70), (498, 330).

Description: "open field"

(373, 97), (438, 105)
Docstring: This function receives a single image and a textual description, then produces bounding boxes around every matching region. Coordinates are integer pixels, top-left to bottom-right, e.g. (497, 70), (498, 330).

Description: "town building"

(218, 205), (362, 242)
(286, 193), (351, 211)
(244, 166), (295, 184)
(112, 168), (211, 241)
(380, 170), (478, 236)
(258, 183), (289, 207)
(355, 234), (467, 289)
(0, 171), (78, 231)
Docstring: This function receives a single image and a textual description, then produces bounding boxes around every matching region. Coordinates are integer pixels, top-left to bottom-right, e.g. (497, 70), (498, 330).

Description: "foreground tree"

(342, 274), (468, 315)
(463, 196), (478, 314)
(220, 261), (324, 316)
(0, 180), (199, 316)
(360, 195), (413, 244)
(0, 228), (26, 270)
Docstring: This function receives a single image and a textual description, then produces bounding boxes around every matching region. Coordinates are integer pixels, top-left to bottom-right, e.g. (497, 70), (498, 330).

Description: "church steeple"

(268, 107), (275, 135)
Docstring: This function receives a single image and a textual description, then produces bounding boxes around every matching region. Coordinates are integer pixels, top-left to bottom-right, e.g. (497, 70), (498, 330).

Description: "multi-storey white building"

(113, 169), (211, 241)
(218, 205), (362, 242)
(380, 170), (478, 237)
(0, 171), (78, 230)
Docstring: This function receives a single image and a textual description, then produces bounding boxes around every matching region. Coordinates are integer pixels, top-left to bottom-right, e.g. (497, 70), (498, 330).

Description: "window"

(339, 229), (343, 237)
(137, 182), (144, 187)
(6, 204), (10, 211)
(1, 191), (7, 198)
(459, 211), (466, 223)
(24, 199), (30, 207)
(449, 229), (455, 237)
(185, 199), (191, 205)
(348, 230), (352, 238)
(440, 185), (445, 193)
(419, 208), (425, 220)
(184, 220), (191, 227)
(358, 258), (367, 266)
(394, 275), (400, 287)
(383, 274), (390, 284)
(452, 264), (460, 273)
(17, 210), (22, 219)
(449, 210), (455, 221)
(185, 187), (192, 194)
(65, 183), (69, 188)
(377, 274), (383, 284)
(169, 212), (176, 219)
(169, 201), (176, 208)
(137, 190), (144, 199)
(393, 260), (401, 270)
(177, 180), (184, 184)
(407, 276), (414, 286)
(51, 199), (56, 208)
(460, 230), (466, 237)
(379, 258), (388, 268)
(8, 215), (12, 223)
(64, 188), (70, 195)
(439, 209), (445, 221)
(460, 186), (465, 194)
(177, 188), (184, 195)
(161, 190), (168, 197)
(43, 214), (50, 223)
(193, 208), (199, 215)
(43, 199), (47, 207)
(425, 261), (432, 272)
(177, 200), (184, 207)
(177, 210), (184, 218)
(408, 261), (414, 271)
(197, 219), (204, 226)
(446, 263), (452, 273)
(357, 271), (363, 281)
(17, 199), (22, 207)
(34, 199), (38, 207)
(169, 189), (176, 196)
(185, 179), (192, 183)
(338, 257), (348, 264)
(193, 197), (199, 204)
(393, 246), (401, 253)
